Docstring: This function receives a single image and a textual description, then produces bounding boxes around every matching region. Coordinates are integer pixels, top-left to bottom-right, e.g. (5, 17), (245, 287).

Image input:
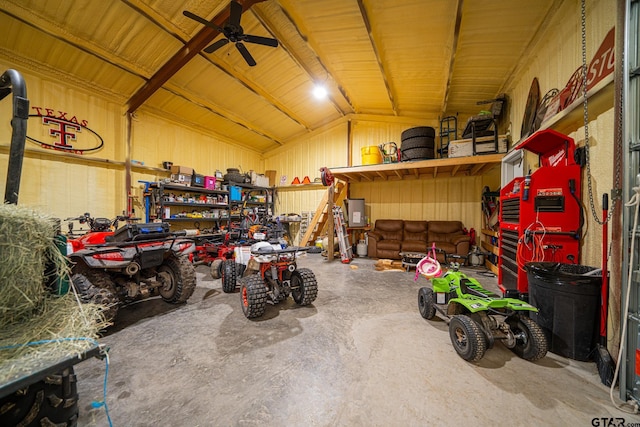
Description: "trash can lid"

(525, 262), (602, 293)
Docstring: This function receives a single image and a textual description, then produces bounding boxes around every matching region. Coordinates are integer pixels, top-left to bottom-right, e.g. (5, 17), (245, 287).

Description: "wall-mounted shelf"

(330, 153), (505, 183)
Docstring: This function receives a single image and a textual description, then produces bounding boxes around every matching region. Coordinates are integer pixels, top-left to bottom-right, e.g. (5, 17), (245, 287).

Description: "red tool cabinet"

(498, 129), (582, 298)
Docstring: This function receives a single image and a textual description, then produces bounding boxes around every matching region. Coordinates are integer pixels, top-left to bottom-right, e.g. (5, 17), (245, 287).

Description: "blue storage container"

(230, 186), (242, 201)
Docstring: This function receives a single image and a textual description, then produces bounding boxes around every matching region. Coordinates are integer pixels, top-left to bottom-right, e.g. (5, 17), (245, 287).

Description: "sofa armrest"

(451, 234), (470, 257)
(368, 231), (383, 242)
(450, 234), (469, 246)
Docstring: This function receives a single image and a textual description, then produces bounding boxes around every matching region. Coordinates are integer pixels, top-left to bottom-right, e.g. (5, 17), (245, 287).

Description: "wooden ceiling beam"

(126, 0), (266, 114)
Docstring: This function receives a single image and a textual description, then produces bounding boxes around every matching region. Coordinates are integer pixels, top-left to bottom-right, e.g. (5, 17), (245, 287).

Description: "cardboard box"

(170, 165), (193, 184)
(265, 170), (277, 187)
(250, 172), (270, 187)
(448, 135), (508, 158)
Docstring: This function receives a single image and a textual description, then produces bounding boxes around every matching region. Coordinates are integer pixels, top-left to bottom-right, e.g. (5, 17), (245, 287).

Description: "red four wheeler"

(65, 213), (197, 323)
(240, 243), (317, 319)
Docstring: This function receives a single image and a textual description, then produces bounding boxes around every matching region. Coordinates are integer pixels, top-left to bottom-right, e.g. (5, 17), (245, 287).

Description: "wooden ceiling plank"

(356, 0), (396, 115)
(126, 0), (266, 114)
(451, 164), (461, 176)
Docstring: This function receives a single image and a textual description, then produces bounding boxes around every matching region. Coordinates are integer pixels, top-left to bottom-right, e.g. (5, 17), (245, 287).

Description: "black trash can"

(525, 262), (601, 361)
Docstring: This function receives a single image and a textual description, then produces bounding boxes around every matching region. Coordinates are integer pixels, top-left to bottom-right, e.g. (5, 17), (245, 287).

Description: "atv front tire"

(507, 315), (548, 361)
(71, 270), (119, 323)
(291, 268), (318, 305)
(158, 255), (197, 303)
(449, 315), (487, 362)
(418, 287), (436, 319)
(240, 275), (267, 318)
(0, 367), (79, 426)
(210, 259), (223, 279)
(221, 259), (237, 293)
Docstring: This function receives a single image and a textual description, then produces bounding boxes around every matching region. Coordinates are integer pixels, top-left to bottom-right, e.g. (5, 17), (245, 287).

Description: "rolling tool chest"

(498, 129), (582, 299)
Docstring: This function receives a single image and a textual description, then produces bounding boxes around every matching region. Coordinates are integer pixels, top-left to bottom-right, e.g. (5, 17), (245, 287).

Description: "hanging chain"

(581, 0), (619, 225)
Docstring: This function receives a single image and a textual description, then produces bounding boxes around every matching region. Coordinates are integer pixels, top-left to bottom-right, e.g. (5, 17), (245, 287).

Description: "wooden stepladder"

(332, 205), (353, 263)
(299, 180), (347, 248)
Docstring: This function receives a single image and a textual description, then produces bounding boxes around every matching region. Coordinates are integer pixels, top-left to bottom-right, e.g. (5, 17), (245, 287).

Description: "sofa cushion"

(401, 240), (428, 253)
(428, 220), (464, 244)
(373, 219), (404, 241)
(403, 220), (428, 242)
(378, 240), (402, 251)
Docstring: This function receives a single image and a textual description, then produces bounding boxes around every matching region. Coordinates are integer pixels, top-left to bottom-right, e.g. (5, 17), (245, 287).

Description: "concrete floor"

(74, 253), (639, 426)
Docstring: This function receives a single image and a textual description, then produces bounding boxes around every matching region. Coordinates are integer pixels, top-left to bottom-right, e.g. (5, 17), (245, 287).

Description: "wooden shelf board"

(330, 153), (505, 182)
(481, 240), (500, 256)
(485, 260), (499, 275)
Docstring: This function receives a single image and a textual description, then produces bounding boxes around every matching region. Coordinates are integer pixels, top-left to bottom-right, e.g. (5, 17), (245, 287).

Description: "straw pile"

(0, 204), (108, 384)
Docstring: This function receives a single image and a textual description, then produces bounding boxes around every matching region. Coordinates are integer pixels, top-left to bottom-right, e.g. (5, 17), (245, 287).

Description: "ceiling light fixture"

(312, 84), (328, 99)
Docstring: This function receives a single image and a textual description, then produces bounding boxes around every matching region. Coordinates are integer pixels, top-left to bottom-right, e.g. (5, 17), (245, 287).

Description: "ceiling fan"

(183, 0), (278, 67)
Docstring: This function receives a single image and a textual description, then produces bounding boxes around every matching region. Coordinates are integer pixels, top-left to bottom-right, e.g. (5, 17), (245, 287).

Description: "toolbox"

(112, 222), (170, 242)
(191, 173), (205, 187)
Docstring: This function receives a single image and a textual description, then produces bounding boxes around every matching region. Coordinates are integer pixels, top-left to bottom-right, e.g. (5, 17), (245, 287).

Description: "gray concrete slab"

(75, 254), (639, 426)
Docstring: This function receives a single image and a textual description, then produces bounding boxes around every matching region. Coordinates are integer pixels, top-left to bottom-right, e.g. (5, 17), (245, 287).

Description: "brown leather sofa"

(367, 219), (470, 261)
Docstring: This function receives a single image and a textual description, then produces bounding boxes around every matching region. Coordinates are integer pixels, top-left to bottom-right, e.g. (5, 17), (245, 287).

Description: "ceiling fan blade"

(183, 10), (224, 33)
(243, 34), (279, 48)
(235, 42), (256, 67)
(229, 0), (243, 28)
(204, 38), (230, 54)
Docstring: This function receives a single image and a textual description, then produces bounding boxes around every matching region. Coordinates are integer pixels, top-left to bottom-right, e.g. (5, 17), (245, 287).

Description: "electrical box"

(346, 199), (366, 227)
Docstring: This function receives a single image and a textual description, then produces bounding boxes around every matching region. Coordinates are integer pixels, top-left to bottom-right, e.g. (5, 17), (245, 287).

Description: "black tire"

(71, 271), (119, 323)
(157, 255), (197, 303)
(418, 287), (436, 319)
(448, 315), (487, 362)
(0, 367), (79, 426)
(240, 274), (267, 318)
(290, 268), (318, 305)
(221, 259), (237, 293)
(401, 147), (435, 161)
(507, 315), (549, 361)
(402, 126), (436, 140)
(401, 136), (435, 150)
(210, 259), (223, 279)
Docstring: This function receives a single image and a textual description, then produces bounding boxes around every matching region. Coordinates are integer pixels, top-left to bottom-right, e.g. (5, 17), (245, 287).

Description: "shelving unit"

(225, 181), (275, 223)
(145, 182), (230, 232)
(481, 229), (499, 275)
(144, 181), (275, 233)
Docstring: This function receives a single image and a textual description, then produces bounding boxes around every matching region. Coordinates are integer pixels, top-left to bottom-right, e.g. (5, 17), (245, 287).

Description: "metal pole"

(0, 69), (29, 204)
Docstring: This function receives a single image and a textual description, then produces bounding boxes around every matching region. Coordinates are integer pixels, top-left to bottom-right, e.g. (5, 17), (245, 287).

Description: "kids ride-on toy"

(240, 242), (317, 319)
(417, 264), (548, 362)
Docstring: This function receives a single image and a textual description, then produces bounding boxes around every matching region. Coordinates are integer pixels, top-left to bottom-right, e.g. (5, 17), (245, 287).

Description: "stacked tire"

(401, 126), (435, 161)
(223, 168), (245, 183)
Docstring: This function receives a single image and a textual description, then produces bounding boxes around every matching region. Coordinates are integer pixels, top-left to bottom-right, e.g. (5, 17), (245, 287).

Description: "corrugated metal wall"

(0, 63), (125, 218)
(264, 114), (502, 238)
(505, 0), (615, 268)
(0, 62), (264, 220)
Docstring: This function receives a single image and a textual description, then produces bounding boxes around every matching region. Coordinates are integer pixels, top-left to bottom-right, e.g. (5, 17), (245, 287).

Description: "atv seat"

(459, 278), (496, 299)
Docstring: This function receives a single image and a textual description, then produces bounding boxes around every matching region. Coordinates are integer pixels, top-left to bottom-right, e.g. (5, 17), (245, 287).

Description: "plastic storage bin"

(525, 262), (601, 361)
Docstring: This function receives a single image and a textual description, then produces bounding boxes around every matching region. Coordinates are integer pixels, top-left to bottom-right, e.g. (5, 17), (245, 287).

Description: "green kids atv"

(417, 268), (548, 362)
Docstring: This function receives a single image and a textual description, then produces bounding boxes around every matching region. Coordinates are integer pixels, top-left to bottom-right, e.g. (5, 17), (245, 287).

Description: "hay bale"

(0, 205), (108, 384)
(0, 204), (65, 326)
(0, 293), (108, 384)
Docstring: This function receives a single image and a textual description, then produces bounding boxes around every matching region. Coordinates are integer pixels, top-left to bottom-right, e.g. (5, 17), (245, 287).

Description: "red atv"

(65, 213), (197, 322)
(240, 243), (317, 318)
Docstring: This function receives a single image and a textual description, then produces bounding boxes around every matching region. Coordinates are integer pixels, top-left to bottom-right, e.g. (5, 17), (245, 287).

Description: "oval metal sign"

(26, 107), (104, 154)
